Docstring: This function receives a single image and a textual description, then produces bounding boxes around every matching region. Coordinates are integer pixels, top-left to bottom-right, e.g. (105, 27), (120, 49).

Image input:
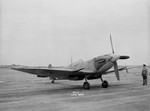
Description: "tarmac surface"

(0, 67), (150, 111)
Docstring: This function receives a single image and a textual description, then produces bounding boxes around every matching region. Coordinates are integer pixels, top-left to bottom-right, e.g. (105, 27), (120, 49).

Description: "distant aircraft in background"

(12, 35), (129, 89)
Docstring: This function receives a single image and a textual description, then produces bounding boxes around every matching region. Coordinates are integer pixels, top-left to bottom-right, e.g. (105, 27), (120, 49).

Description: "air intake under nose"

(119, 56), (130, 59)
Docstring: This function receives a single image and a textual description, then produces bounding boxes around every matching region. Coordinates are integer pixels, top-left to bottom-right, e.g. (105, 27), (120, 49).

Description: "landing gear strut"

(83, 78), (90, 90)
(100, 77), (109, 88)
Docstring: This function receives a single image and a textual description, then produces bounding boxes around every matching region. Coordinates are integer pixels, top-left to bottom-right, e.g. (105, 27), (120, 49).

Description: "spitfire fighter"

(12, 36), (129, 89)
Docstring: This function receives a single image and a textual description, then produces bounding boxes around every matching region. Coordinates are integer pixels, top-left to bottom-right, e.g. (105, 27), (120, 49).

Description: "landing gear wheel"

(83, 82), (90, 90)
(102, 80), (109, 88)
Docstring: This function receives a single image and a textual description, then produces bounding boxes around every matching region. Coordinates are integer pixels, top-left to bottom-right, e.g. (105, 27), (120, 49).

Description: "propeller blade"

(119, 56), (130, 59)
(114, 61), (120, 80)
(110, 34), (114, 53)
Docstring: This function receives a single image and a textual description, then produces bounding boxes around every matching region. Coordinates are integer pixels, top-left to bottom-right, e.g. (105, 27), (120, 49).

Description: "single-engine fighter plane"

(12, 36), (129, 89)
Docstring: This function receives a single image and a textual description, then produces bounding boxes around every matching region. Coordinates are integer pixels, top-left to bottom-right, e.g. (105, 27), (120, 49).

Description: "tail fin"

(48, 64), (52, 68)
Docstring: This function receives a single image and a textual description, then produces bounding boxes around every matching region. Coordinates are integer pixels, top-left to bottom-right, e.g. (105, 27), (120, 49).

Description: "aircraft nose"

(119, 56), (130, 59)
(110, 54), (129, 62)
(111, 54), (120, 62)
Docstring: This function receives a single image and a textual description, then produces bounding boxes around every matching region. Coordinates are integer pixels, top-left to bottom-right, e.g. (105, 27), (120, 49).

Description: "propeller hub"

(111, 54), (120, 62)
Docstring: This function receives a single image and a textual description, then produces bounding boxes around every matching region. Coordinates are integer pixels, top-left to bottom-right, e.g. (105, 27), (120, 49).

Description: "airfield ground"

(0, 67), (149, 111)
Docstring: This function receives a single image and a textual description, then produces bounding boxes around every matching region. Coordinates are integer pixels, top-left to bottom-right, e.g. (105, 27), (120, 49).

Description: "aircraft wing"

(11, 66), (133, 80)
(11, 67), (95, 80)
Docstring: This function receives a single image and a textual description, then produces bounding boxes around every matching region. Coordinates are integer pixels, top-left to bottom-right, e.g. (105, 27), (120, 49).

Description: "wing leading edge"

(11, 67), (95, 80)
(11, 66), (129, 81)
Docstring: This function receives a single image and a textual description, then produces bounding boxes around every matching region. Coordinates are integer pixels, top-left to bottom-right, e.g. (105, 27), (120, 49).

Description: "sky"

(0, 0), (150, 66)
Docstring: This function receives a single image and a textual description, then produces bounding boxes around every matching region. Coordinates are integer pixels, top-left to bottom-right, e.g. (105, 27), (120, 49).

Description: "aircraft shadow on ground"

(0, 81), (133, 99)
(26, 82), (131, 95)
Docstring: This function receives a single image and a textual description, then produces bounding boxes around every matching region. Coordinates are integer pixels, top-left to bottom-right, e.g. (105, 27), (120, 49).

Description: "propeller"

(110, 34), (120, 81)
(114, 61), (120, 80)
(119, 56), (129, 59)
(110, 34), (114, 54)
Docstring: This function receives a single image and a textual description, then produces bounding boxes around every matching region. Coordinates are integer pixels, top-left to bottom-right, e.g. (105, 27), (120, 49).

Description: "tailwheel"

(102, 80), (109, 88)
(51, 80), (54, 83)
(83, 82), (90, 90)
(51, 78), (55, 84)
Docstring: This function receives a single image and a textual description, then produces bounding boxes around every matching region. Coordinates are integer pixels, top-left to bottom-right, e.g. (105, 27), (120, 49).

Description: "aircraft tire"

(83, 82), (90, 90)
(102, 80), (109, 88)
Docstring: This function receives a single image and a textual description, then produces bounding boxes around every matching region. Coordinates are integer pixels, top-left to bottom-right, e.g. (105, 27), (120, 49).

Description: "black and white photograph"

(0, 0), (150, 111)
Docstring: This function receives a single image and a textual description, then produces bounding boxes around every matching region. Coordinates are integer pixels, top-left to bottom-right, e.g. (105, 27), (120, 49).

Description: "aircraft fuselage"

(67, 53), (120, 75)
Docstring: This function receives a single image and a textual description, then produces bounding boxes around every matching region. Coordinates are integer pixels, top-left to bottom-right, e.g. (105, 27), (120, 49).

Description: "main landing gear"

(83, 77), (109, 89)
(83, 78), (90, 90)
(100, 77), (109, 88)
